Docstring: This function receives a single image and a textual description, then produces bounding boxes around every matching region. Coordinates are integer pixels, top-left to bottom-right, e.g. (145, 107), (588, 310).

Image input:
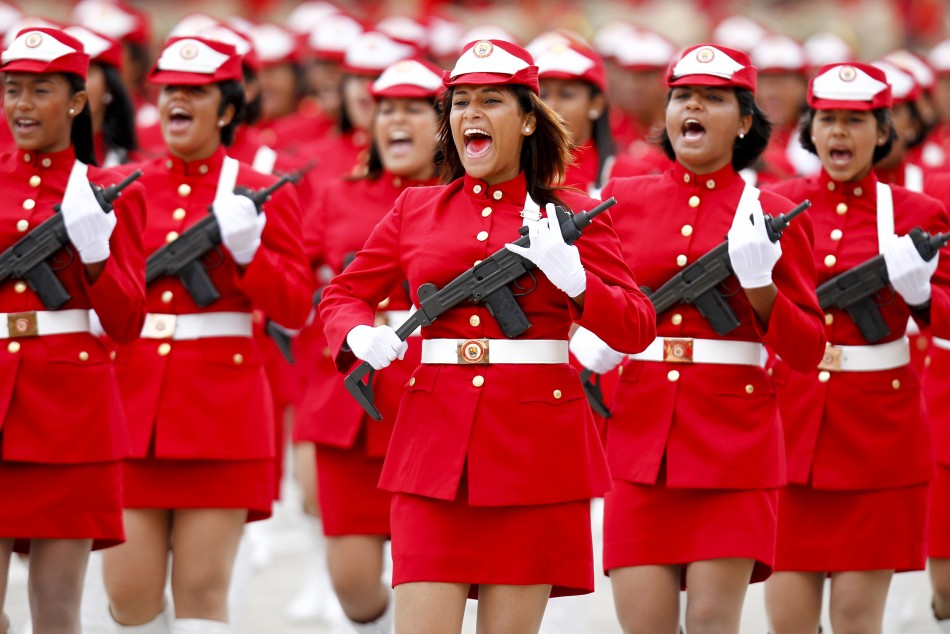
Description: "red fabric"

(563, 141), (646, 195)
(319, 172), (656, 506)
(774, 484), (928, 572)
(391, 481), (593, 597)
(755, 125), (800, 186)
(296, 173), (430, 451)
(114, 147), (313, 461)
(808, 63), (892, 111)
(123, 456), (272, 522)
(290, 130), (370, 187)
(316, 433), (392, 536)
(668, 45), (757, 93)
(608, 112), (672, 174)
(253, 106), (335, 155)
(603, 478), (776, 586)
(0, 458), (124, 553)
(0, 147), (146, 464)
(928, 464), (950, 557)
(924, 346), (950, 465)
(602, 163), (826, 489)
(768, 170), (950, 489)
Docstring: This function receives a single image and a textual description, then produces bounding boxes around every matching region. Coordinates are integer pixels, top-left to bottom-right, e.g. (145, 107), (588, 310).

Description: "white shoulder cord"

(875, 181), (896, 253)
(216, 155), (241, 200)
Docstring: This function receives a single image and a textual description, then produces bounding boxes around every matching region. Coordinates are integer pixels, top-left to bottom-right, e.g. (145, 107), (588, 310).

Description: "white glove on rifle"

(727, 198), (782, 289)
(346, 324), (407, 370)
(882, 233), (939, 306)
(570, 326), (625, 374)
(505, 203), (586, 298)
(214, 192), (266, 265)
(61, 166), (116, 264)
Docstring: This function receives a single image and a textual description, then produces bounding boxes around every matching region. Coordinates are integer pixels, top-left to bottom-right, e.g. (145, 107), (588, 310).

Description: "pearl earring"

(588, 109), (599, 120)
(218, 119), (225, 127)
(68, 108), (75, 115)
(738, 132), (745, 139)
(524, 126), (531, 133)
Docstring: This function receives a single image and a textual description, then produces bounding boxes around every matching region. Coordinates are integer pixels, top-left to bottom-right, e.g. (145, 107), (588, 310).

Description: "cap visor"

(370, 84), (441, 99)
(149, 69), (220, 85)
(668, 74), (736, 88)
(809, 97), (877, 111)
(0, 59), (85, 79)
(444, 71), (519, 87)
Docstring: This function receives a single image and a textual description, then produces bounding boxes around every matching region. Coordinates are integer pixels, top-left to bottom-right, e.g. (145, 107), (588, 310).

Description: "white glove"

(61, 168), (116, 264)
(346, 324), (407, 370)
(214, 192), (266, 265)
(570, 326), (625, 373)
(882, 233), (939, 306)
(505, 203), (586, 297)
(727, 199), (782, 289)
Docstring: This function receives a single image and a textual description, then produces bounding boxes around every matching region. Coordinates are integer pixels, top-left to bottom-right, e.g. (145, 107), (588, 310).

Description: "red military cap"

(750, 34), (808, 75)
(1, 27), (90, 80)
(64, 25), (123, 70)
(376, 15), (427, 54)
(307, 11), (363, 63)
(804, 31), (855, 69)
(710, 15), (767, 54)
(928, 39), (950, 77)
(872, 59), (921, 105)
(808, 62), (892, 110)
(444, 39), (539, 95)
(70, 0), (150, 47)
(885, 49), (936, 93)
(200, 24), (260, 73)
(612, 27), (676, 71)
(370, 58), (443, 99)
(527, 31), (606, 93)
(148, 36), (242, 86)
(667, 44), (757, 94)
(342, 30), (414, 77)
(250, 23), (302, 68)
(0, 2), (22, 38)
(285, 1), (339, 36)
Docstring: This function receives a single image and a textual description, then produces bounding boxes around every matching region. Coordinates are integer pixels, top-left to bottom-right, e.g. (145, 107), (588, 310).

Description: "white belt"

(629, 337), (765, 366)
(0, 309), (91, 339)
(375, 310), (421, 337)
(817, 337), (910, 372)
(421, 338), (568, 365)
(933, 337), (950, 351)
(141, 312), (253, 340)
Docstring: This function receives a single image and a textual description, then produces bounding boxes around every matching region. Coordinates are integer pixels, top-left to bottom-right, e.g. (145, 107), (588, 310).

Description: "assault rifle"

(578, 199), (812, 418)
(0, 170), (143, 309)
(145, 174), (293, 307)
(816, 226), (950, 343)
(344, 197), (618, 420)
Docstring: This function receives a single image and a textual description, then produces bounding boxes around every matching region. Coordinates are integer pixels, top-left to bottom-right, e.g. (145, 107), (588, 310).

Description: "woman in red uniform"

(101, 36), (312, 634)
(764, 62), (950, 634)
(0, 27), (146, 634)
(594, 44), (826, 633)
(319, 39), (655, 633)
(296, 57), (442, 634)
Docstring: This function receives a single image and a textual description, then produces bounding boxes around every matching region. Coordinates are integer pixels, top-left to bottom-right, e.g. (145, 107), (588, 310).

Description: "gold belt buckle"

(7, 311), (38, 338)
(663, 337), (694, 363)
(143, 314), (176, 340)
(818, 343), (842, 372)
(458, 338), (489, 364)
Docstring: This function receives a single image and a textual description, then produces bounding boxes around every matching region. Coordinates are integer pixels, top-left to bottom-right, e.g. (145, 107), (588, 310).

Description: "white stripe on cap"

(534, 44), (594, 77)
(309, 13), (363, 55)
(157, 38), (229, 74)
(71, 0), (137, 40)
(613, 29), (675, 67)
(64, 26), (112, 60)
(2, 30), (78, 64)
(873, 60), (916, 101)
(200, 25), (251, 57)
(812, 64), (888, 101)
(751, 34), (806, 71)
(671, 45), (744, 81)
(344, 32), (414, 72)
(373, 59), (442, 93)
(450, 41), (529, 79)
(250, 24), (295, 64)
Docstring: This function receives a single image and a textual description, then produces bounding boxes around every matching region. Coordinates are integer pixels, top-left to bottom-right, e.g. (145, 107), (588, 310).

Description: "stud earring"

(588, 109), (599, 120)
(524, 126), (531, 133)
(68, 108), (75, 115)
(738, 132), (745, 139)
(218, 119), (225, 127)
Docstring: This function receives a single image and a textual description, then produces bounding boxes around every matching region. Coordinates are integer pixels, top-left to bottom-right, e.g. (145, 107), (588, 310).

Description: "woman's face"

(756, 72), (806, 128)
(811, 108), (886, 182)
(342, 75), (375, 132)
(259, 63), (298, 120)
(539, 78), (602, 146)
(450, 84), (535, 185)
(158, 83), (232, 162)
(876, 102), (916, 168)
(374, 97), (437, 181)
(85, 63), (107, 134)
(307, 59), (343, 121)
(666, 84), (750, 175)
(4, 72), (86, 154)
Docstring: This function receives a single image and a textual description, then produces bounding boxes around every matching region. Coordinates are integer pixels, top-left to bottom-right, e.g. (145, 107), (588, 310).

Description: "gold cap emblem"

(180, 43), (199, 60)
(696, 47), (715, 63)
(24, 33), (43, 49)
(473, 40), (494, 58)
(838, 65), (857, 82)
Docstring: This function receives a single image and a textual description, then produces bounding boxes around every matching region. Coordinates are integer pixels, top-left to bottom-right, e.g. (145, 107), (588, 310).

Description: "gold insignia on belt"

(458, 338), (489, 364)
(817, 343), (842, 372)
(7, 312), (37, 338)
(663, 337), (694, 364)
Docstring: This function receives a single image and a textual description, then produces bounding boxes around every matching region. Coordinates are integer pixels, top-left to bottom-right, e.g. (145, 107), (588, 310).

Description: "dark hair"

(903, 100), (930, 151)
(437, 84), (573, 208)
(357, 97), (440, 181)
(124, 41), (151, 94)
(64, 73), (97, 166)
(658, 87), (771, 172)
(242, 65), (262, 126)
(99, 63), (137, 159)
(339, 73), (365, 134)
(589, 85), (616, 189)
(798, 106), (896, 163)
(216, 80), (246, 147)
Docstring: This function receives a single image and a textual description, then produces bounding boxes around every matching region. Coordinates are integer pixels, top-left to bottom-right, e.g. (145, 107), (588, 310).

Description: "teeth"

(389, 130), (410, 141)
(170, 107), (190, 117)
(464, 128), (490, 137)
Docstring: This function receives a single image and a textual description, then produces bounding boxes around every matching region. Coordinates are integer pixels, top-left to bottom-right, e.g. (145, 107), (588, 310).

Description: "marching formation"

(2, 1), (950, 634)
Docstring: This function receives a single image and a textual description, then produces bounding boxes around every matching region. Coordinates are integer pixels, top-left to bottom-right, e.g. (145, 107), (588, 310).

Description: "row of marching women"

(6, 9), (950, 634)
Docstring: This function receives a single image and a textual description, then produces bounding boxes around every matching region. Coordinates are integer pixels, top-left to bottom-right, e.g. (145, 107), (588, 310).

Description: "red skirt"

(391, 481), (593, 598)
(603, 479), (777, 588)
(316, 434), (391, 537)
(775, 484), (928, 572)
(930, 465), (950, 558)
(0, 459), (124, 553)
(123, 456), (273, 522)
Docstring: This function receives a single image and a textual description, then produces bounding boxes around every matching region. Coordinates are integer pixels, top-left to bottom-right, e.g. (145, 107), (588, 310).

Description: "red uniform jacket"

(0, 147), (146, 463)
(769, 170), (950, 489)
(115, 146), (314, 461)
(603, 162), (826, 489)
(320, 172), (656, 506)
(565, 141), (646, 197)
(296, 172), (434, 455)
